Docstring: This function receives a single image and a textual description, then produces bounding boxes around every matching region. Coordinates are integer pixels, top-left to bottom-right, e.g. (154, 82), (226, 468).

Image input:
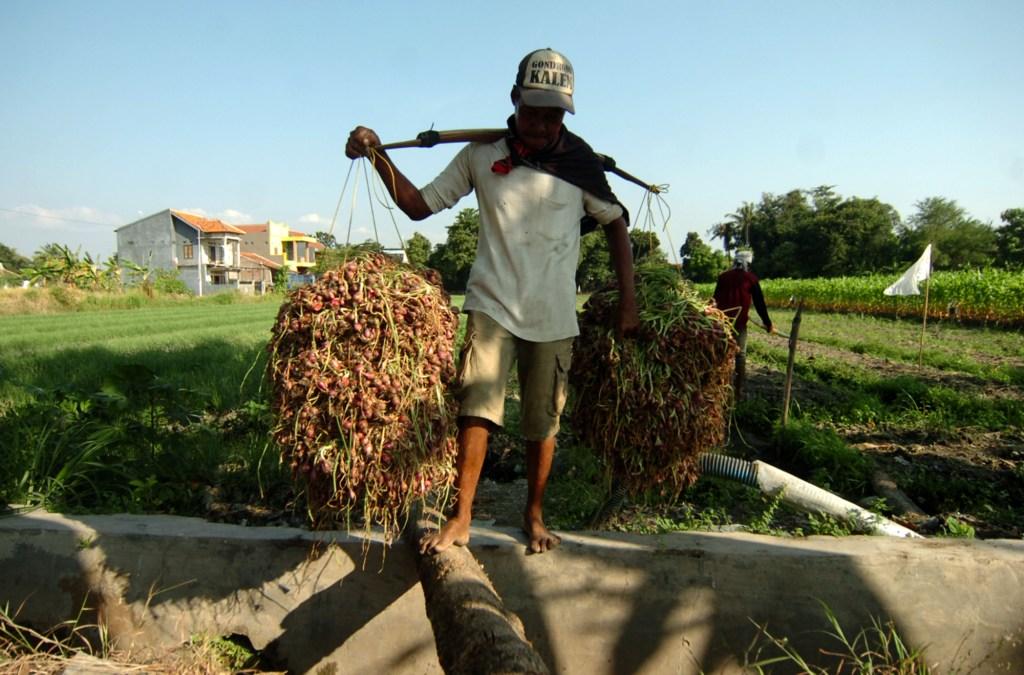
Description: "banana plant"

(101, 254), (124, 288)
(20, 259), (62, 286)
(119, 252), (154, 294)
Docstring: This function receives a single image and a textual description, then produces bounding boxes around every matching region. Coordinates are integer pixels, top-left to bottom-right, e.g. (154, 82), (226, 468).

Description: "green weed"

(805, 512), (855, 537)
(770, 420), (874, 498)
(744, 601), (933, 674)
(188, 634), (261, 671)
(762, 307), (1024, 383)
(898, 461), (1023, 535)
(940, 515), (976, 539)
(746, 490), (787, 535)
(546, 443), (608, 529)
(594, 476), (816, 536)
(733, 397), (779, 435)
(751, 342), (1020, 434)
(0, 364), (290, 516)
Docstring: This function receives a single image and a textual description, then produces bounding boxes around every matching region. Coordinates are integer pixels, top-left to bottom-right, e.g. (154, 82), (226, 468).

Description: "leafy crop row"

(697, 269), (1024, 326)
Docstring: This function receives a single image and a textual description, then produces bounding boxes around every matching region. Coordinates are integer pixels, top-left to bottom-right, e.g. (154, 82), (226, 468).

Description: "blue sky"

(2, 1), (1021, 262)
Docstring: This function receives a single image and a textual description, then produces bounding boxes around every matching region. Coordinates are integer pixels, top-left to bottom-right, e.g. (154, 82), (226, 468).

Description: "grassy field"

(1, 289), (1021, 539)
(732, 309), (1021, 537)
(0, 300), (281, 410)
(764, 307), (1024, 385)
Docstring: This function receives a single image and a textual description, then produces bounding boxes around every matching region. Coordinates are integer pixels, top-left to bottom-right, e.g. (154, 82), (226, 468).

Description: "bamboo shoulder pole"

(378, 128), (506, 151)
(781, 300), (804, 428)
(377, 128), (664, 193)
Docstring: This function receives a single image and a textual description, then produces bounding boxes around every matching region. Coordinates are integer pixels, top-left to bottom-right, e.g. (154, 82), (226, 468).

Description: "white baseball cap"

(515, 48), (575, 114)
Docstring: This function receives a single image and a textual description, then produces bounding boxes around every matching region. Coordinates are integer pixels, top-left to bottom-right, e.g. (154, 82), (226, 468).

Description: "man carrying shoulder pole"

(346, 48), (639, 555)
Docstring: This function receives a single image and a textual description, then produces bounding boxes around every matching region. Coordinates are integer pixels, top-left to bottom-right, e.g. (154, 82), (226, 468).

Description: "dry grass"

(0, 651), (265, 675)
(0, 603), (283, 675)
(0, 286), (145, 315)
(0, 286), (273, 316)
(0, 287), (77, 315)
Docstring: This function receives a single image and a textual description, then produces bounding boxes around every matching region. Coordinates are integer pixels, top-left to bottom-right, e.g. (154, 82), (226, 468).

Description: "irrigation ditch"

(3, 510), (1023, 674)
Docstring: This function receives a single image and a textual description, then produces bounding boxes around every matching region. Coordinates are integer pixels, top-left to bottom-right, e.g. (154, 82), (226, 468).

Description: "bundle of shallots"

(570, 262), (738, 496)
(266, 253), (459, 535)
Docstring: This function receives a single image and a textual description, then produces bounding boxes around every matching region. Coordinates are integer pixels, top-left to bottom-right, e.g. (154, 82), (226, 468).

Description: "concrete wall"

(115, 210), (207, 293)
(170, 217), (205, 295)
(240, 229), (273, 260)
(116, 210), (176, 273)
(1, 512), (1021, 674)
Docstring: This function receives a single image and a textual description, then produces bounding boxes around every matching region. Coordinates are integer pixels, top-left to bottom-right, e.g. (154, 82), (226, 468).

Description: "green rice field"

(0, 300), (281, 411)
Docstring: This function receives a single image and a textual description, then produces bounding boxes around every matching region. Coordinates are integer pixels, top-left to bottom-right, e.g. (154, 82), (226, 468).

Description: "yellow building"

(236, 221), (322, 274)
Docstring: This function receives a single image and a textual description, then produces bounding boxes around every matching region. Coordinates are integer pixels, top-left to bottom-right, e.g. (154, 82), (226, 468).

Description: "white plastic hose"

(698, 453), (922, 538)
(753, 461), (922, 538)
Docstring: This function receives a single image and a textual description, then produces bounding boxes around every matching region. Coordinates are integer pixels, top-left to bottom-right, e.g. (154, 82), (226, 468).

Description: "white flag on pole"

(884, 244), (932, 296)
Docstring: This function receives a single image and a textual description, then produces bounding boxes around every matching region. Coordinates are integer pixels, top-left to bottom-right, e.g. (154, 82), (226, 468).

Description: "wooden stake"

(918, 276), (930, 365)
(781, 300), (803, 428)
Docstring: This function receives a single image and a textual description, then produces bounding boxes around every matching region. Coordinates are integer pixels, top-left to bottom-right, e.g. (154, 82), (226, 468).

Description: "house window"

(183, 244), (194, 259)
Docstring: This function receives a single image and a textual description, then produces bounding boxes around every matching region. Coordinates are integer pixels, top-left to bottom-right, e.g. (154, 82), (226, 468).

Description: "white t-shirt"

(420, 139), (623, 342)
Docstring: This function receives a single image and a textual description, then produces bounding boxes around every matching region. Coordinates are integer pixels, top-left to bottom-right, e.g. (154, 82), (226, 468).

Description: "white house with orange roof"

(116, 209), (281, 296)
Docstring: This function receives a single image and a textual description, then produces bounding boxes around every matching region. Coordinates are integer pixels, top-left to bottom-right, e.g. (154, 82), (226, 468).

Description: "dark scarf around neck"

(500, 115), (628, 234)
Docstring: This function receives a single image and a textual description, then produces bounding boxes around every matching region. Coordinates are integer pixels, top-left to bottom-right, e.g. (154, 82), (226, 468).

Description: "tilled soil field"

(748, 331), (1023, 539)
(470, 320), (1023, 541)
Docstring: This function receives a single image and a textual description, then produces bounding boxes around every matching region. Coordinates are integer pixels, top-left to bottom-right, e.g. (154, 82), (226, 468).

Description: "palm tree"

(77, 251), (106, 288)
(725, 202), (757, 249)
(51, 244), (84, 286)
(709, 221), (738, 254)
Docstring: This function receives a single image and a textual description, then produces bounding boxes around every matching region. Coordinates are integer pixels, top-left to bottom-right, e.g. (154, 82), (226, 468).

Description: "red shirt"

(713, 267), (766, 331)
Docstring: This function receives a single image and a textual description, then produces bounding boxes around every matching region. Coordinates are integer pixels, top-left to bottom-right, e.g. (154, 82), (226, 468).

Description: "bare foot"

(419, 516), (470, 555)
(523, 513), (561, 554)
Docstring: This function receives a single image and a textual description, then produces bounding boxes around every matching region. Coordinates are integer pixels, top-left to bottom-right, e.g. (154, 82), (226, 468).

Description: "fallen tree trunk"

(404, 513), (549, 675)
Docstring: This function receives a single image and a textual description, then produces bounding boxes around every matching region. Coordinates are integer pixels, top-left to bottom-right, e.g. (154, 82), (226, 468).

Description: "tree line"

(684, 187), (1022, 282)
(0, 242), (205, 295)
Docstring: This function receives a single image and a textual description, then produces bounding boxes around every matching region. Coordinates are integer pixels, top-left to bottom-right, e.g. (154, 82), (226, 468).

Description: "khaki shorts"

(455, 311), (573, 441)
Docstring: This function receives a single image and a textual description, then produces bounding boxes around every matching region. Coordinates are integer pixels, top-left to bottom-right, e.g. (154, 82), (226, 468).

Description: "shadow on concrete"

(257, 543), (423, 673)
(0, 520), (116, 649)
(480, 528), (1024, 674)
(0, 513), (436, 673)
(4, 500), (1024, 673)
